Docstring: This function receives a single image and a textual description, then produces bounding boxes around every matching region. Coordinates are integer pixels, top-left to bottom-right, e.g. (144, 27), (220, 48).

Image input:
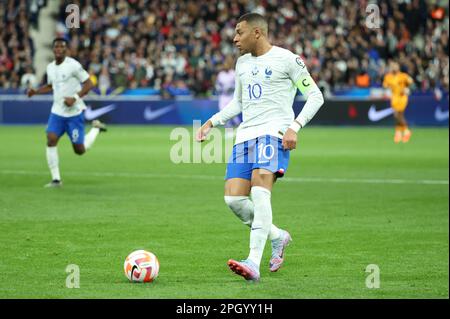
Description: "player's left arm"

(283, 55), (324, 150)
(64, 62), (94, 107)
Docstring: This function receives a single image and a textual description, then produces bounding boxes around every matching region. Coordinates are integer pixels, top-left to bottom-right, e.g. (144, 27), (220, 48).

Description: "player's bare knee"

(47, 135), (58, 147)
(251, 170), (275, 190)
(224, 178), (251, 196)
(74, 147), (85, 155)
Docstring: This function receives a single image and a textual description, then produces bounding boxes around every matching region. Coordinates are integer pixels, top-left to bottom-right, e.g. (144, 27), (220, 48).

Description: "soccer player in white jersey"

(196, 13), (324, 281)
(27, 38), (107, 188)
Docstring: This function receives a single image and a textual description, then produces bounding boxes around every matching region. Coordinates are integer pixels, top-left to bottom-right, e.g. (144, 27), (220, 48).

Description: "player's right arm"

(28, 64), (53, 97)
(196, 62), (242, 142)
(27, 84), (52, 97)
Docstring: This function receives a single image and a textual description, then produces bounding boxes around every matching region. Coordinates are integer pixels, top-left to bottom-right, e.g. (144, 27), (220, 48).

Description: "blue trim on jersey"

(225, 135), (290, 180)
(46, 112), (85, 145)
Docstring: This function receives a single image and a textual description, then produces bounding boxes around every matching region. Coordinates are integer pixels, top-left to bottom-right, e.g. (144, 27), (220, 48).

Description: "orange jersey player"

(383, 61), (414, 143)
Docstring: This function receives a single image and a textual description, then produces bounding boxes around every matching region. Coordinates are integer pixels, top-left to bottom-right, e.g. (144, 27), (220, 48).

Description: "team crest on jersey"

(264, 67), (272, 79)
(251, 65), (259, 76)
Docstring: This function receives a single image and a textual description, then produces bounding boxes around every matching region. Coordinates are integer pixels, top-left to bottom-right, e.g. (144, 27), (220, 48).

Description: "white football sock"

(248, 186), (272, 268)
(224, 196), (282, 239)
(46, 146), (60, 181)
(269, 225), (281, 241)
(84, 127), (100, 150)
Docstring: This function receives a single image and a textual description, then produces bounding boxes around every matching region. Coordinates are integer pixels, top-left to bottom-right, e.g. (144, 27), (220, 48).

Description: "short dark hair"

(53, 38), (68, 46)
(237, 13), (268, 35)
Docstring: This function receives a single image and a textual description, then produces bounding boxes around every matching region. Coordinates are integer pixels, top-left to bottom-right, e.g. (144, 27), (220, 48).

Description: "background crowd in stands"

(0, 0), (46, 89)
(0, 0), (448, 97)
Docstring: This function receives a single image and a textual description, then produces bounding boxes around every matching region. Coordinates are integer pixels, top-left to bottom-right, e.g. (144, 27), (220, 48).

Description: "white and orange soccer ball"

(124, 250), (159, 283)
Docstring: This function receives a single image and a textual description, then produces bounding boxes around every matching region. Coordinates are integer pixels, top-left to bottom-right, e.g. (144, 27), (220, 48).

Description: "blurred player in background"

(383, 61), (414, 143)
(196, 13), (324, 281)
(215, 56), (240, 137)
(27, 38), (107, 188)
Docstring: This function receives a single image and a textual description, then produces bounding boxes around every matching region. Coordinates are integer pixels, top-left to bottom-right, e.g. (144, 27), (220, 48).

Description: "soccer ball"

(124, 250), (160, 283)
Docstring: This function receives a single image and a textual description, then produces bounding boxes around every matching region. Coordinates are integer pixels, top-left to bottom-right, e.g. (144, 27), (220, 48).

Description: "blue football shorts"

(46, 112), (85, 145)
(225, 135), (290, 180)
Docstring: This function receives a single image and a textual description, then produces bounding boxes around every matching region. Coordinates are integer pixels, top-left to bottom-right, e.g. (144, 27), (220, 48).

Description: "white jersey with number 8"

(46, 57), (90, 118)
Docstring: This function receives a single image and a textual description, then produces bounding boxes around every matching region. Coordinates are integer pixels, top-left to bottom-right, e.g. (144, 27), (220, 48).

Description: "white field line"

(0, 170), (448, 185)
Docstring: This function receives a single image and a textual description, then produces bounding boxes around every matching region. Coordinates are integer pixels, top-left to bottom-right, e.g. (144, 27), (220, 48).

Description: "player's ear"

(254, 27), (261, 39)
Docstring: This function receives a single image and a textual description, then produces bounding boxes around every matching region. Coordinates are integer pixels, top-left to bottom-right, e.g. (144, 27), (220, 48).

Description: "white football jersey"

(233, 46), (309, 144)
(46, 57), (90, 117)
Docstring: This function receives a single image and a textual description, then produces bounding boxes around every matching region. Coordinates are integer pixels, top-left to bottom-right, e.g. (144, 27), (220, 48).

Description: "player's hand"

(282, 128), (298, 150)
(64, 97), (76, 107)
(196, 121), (213, 142)
(27, 88), (36, 97)
(403, 88), (410, 96)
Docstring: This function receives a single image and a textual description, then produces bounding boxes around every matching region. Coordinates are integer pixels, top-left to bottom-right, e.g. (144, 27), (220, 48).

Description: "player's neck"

(55, 57), (66, 65)
(252, 42), (273, 57)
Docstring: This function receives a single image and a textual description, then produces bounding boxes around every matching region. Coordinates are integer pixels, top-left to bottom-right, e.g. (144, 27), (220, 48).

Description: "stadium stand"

(1, 0), (448, 97)
(0, 0), (48, 89)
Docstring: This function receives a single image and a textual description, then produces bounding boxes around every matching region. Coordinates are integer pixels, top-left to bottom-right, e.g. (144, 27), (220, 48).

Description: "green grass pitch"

(0, 125), (448, 298)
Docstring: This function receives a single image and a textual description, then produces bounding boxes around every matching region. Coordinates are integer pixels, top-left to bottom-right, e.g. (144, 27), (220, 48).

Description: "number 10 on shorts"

(257, 142), (275, 164)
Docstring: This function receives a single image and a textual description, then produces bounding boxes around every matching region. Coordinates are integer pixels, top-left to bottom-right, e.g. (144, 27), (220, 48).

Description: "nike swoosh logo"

(368, 105), (394, 122)
(84, 104), (116, 120)
(251, 227), (262, 231)
(144, 105), (175, 121)
(131, 265), (139, 279)
(435, 106), (449, 121)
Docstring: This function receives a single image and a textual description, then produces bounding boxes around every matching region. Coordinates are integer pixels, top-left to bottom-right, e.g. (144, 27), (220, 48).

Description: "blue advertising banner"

(0, 95), (448, 126)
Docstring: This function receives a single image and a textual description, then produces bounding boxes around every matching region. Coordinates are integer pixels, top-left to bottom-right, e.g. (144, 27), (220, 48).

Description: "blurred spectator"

(431, 5), (446, 21)
(215, 56), (235, 99)
(356, 70), (370, 88)
(0, 0), (42, 89)
(98, 64), (111, 95)
(20, 66), (38, 89)
(88, 66), (98, 87)
(29, 0), (46, 30)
